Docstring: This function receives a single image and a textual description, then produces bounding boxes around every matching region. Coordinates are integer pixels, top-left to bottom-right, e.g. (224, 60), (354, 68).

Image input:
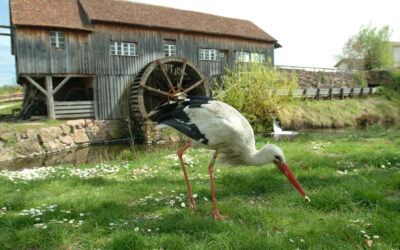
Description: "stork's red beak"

(276, 163), (310, 202)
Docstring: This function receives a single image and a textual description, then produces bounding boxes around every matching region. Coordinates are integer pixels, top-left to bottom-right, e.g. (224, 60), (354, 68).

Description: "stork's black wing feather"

(153, 96), (214, 145)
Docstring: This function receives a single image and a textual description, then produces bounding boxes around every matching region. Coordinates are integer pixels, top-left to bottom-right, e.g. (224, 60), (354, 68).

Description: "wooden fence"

(0, 92), (23, 103)
(54, 101), (95, 119)
(275, 87), (378, 99)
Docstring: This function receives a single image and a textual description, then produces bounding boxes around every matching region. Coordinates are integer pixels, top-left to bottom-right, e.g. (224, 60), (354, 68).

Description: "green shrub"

(391, 69), (400, 92)
(0, 84), (22, 95)
(214, 61), (298, 131)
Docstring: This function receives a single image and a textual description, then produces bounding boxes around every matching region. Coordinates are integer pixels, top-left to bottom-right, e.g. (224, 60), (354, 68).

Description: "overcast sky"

(1, 0), (399, 86)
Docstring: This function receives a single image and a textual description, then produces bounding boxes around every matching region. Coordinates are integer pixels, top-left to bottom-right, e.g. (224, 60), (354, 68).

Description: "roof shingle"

(10, 0), (277, 43)
(10, 0), (93, 30)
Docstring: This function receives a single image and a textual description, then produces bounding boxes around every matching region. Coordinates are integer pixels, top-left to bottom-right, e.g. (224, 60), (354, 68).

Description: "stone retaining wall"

(0, 119), (130, 161)
(278, 69), (359, 88)
(0, 119), (185, 162)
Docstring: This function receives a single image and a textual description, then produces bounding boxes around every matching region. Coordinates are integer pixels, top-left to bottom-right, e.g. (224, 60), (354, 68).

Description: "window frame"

(251, 52), (266, 63)
(199, 48), (218, 61)
(110, 41), (137, 56)
(235, 51), (250, 62)
(50, 31), (65, 48)
(164, 42), (177, 57)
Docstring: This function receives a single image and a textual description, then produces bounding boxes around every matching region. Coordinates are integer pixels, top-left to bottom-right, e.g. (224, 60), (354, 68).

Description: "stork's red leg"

(177, 142), (197, 211)
(208, 152), (225, 219)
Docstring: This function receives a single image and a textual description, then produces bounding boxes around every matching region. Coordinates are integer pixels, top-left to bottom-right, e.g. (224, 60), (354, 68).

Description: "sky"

(0, 0), (399, 86)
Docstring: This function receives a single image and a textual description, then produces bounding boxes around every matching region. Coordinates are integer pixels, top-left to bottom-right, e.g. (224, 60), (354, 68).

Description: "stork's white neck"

(245, 145), (276, 166)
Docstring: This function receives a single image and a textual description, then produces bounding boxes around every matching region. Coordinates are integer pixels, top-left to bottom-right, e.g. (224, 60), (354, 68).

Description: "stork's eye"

(274, 155), (281, 163)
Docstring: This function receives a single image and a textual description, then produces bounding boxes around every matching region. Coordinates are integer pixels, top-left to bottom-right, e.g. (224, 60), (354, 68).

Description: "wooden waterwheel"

(130, 57), (209, 122)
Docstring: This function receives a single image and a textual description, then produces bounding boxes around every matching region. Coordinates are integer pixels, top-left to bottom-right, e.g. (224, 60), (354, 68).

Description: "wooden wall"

(15, 24), (275, 119)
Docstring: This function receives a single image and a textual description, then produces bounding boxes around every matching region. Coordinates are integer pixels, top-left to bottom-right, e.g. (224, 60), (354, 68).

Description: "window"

(110, 42), (137, 56)
(199, 49), (218, 60)
(50, 31), (65, 48)
(251, 53), (266, 63)
(164, 43), (176, 57)
(235, 51), (250, 62)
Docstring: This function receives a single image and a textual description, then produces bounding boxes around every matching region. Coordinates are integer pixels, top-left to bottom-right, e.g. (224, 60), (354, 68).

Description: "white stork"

(154, 96), (310, 219)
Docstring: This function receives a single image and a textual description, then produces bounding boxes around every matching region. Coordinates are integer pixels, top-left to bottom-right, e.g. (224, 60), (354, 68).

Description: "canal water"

(0, 142), (183, 171)
(1, 123), (397, 171)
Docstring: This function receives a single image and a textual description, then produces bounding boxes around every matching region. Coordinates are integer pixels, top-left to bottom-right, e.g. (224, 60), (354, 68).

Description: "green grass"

(0, 127), (399, 249)
(279, 96), (400, 129)
(1, 119), (65, 132)
(0, 101), (22, 115)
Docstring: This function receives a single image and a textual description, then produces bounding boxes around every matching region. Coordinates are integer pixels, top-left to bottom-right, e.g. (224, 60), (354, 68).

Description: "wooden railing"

(54, 101), (95, 119)
(275, 87), (378, 99)
(0, 92), (23, 103)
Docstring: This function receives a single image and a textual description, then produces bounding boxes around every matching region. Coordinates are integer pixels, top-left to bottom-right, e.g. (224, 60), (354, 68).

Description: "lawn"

(0, 126), (399, 249)
(0, 101), (22, 115)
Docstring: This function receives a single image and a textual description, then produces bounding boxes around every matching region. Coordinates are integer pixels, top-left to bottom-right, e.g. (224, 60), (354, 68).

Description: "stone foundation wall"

(0, 119), (186, 162)
(0, 119), (129, 161)
(142, 121), (187, 145)
(279, 69), (360, 88)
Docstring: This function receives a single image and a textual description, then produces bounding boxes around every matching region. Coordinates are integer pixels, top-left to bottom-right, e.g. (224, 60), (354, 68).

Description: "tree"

(337, 24), (394, 70)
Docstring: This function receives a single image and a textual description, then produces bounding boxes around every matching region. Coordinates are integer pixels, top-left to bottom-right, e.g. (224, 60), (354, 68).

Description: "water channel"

(1, 124), (398, 171)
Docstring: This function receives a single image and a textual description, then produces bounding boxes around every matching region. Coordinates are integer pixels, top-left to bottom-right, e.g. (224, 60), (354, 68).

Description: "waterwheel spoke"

(178, 59), (188, 88)
(140, 84), (169, 96)
(157, 60), (174, 88)
(183, 78), (206, 93)
(144, 109), (160, 119)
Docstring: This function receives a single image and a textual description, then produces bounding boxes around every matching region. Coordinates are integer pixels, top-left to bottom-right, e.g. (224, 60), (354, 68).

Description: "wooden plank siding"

(15, 23), (275, 119)
(54, 101), (94, 119)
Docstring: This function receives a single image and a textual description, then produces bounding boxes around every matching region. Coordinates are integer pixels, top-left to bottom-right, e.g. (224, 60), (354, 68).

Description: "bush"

(0, 84), (22, 95)
(213, 61), (298, 131)
(391, 69), (400, 92)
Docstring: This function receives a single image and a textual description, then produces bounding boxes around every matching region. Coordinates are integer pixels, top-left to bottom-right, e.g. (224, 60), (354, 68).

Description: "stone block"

(14, 137), (44, 156)
(0, 130), (15, 141)
(60, 124), (71, 135)
(73, 129), (90, 144)
(60, 135), (73, 145)
(66, 119), (85, 130)
(43, 140), (65, 152)
(38, 127), (62, 143)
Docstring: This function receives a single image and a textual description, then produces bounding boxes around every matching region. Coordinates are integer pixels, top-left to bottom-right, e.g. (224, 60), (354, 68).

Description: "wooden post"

(360, 88), (364, 96)
(340, 88), (344, 99)
(316, 88), (320, 100)
(329, 88), (333, 100)
(45, 76), (55, 119)
(350, 88), (354, 98)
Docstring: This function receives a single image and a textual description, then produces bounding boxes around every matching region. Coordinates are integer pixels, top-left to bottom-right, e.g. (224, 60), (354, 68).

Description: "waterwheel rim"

(134, 57), (208, 121)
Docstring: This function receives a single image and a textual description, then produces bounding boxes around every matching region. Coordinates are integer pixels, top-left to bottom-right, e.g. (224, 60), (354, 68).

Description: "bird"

(153, 95), (310, 219)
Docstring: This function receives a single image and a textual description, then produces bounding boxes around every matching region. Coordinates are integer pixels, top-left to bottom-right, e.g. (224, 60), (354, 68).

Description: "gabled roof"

(10, 0), (279, 45)
(10, 0), (93, 31)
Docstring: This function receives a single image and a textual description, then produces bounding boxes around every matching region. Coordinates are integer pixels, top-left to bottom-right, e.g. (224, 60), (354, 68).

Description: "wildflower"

(360, 230), (366, 234)
(289, 239), (294, 243)
(204, 197), (208, 201)
(134, 227), (139, 232)
(373, 235), (379, 239)
(80, 213), (84, 217)
(181, 202), (186, 208)
(169, 200), (175, 206)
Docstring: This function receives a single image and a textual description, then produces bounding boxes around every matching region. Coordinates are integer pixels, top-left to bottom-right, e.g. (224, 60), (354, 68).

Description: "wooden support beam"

(25, 76), (48, 96)
(52, 76), (71, 95)
(45, 76), (55, 119)
(0, 25), (10, 29)
(0, 33), (10, 36)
